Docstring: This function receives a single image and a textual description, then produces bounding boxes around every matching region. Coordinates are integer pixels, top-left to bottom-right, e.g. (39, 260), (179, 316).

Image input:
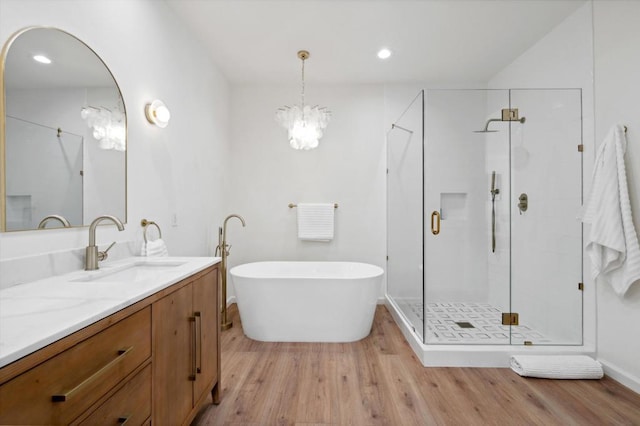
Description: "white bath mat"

(510, 355), (603, 379)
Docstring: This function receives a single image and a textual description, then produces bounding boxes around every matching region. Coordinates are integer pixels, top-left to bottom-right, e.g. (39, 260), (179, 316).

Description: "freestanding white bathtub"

(230, 261), (384, 342)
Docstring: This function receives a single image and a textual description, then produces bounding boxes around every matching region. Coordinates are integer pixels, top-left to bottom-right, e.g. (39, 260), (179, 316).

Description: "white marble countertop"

(0, 256), (220, 368)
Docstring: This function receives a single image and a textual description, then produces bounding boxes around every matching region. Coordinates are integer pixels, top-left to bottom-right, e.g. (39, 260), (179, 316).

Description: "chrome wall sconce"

(145, 99), (171, 128)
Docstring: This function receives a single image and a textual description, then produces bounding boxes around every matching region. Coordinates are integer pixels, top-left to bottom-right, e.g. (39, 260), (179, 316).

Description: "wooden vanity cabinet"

(153, 267), (220, 426)
(0, 263), (220, 426)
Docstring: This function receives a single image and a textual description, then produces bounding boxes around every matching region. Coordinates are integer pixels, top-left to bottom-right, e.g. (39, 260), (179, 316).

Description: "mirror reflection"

(1, 27), (126, 232)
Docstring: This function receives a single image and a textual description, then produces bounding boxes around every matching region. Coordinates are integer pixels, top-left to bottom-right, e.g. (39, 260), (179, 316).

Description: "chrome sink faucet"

(37, 214), (71, 229)
(85, 215), (125, 271)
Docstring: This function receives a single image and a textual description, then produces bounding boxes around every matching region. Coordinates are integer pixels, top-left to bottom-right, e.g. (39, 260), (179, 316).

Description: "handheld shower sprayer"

(490, 171), (499, 253)
(491, 171), (499, 196)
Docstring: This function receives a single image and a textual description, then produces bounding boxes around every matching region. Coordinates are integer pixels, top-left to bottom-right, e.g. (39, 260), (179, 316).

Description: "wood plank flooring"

(192, 304), (640, 425)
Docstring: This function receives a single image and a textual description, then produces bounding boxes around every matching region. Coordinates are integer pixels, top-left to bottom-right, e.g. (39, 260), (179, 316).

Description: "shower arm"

(483, 118), (503, 132)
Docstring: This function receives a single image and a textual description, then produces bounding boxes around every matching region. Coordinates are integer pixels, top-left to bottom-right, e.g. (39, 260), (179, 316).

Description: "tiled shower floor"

(398, 300), (550, 344)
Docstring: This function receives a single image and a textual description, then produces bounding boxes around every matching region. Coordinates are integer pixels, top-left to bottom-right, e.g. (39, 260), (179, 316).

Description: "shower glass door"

(387, 91), (424, 340)
(509, 89), (583, 345)
(423, 89), (511, 345)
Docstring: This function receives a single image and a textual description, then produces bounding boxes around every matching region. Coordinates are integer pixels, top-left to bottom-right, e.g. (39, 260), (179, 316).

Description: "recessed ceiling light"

(377, 48), (392, 59)
(33, 55), (52, 64)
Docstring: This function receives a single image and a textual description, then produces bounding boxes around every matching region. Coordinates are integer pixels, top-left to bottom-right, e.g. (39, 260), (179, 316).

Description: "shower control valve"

(517, 193), (528, 214)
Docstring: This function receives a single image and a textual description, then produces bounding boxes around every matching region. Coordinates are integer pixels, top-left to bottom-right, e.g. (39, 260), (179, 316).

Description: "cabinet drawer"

(77, 363), (151, 426)
(0, 307), (151, 425)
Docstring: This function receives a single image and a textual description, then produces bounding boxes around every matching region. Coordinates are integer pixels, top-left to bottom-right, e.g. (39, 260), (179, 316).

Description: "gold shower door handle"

(431, 211), (441, 235)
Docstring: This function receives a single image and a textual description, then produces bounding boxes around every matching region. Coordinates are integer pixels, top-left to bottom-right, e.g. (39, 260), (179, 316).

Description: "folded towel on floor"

(297, 203), (334, 241)
(141, 238), (169, 257)
(582, 123), (640, 296)
(510, 355), (603, 380)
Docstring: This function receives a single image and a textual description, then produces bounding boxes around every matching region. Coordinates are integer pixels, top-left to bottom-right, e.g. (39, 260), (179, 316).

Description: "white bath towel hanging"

(582, 123), (640, 296)
(141, 239), (169, 257)
(297, 203), (334, 241)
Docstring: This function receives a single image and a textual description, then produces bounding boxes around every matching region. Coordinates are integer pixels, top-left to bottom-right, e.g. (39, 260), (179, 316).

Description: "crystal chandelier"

(276, 50), (330, 150)
(80, 105), (126, 151)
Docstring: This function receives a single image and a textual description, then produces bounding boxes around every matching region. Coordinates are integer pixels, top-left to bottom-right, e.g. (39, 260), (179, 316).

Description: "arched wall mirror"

(0, 27), (126, 232)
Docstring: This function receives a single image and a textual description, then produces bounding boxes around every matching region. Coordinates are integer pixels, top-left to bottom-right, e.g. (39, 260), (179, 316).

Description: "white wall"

(593, 0), (640, 393)
(226, 84), (387, 297)
(0, 0), (229, 260)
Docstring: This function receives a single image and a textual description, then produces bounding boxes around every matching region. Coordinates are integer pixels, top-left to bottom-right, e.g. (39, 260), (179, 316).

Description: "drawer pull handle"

(51, 346), (133, 402)
(195, 311), (202, 374)
(118, 415), (130, 424)
(189, 315), (197, 381)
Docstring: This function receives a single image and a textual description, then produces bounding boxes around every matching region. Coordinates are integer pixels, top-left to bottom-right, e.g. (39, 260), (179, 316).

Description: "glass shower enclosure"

(387, 89), (583, 346)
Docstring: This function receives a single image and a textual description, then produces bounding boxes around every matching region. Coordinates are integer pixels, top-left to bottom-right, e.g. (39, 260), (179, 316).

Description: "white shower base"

(387, 296), (594, 367)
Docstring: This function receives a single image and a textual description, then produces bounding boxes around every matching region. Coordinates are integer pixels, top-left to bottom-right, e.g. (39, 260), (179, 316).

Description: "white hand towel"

(297, 203), (334, 241)
(582, 124), (640, 296)
(141, 239), (169, 257)
(510, 355), (603, 380)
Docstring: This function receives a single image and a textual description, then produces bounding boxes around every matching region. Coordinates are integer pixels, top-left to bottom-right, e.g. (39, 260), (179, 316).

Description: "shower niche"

(387, 89), (583, 352)
(440, 193), (467, 220)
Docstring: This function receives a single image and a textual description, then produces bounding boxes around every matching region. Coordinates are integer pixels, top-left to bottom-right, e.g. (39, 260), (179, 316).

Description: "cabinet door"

(153, 284), (193, 425)
(192, 269), (219, 401)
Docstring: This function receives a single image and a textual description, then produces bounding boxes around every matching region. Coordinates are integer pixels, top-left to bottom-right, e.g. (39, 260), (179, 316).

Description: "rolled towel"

(510, 355), (603, 380)
(141, 239), (169, 257)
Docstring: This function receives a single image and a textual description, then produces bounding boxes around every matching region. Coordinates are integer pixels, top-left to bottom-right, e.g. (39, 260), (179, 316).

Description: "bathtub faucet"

(216, 214), (246, 330)
(216, 214), (246, 257)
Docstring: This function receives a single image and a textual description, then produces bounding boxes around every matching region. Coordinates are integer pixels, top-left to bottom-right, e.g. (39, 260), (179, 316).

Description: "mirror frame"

(0, 26), (127, 232)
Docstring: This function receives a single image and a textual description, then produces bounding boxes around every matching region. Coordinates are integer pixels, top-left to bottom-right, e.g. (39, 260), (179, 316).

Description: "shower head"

(473, 116), (526, 133)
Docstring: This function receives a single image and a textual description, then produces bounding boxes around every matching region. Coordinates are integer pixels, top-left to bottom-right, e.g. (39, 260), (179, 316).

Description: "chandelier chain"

(301, 56), (305, 108)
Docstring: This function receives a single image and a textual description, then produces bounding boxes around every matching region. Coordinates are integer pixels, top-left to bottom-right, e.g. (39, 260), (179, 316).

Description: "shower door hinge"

(578, 144), (584, 152)
(386, 255), (389, 261)
(578, 282), (584, 291)
(501, 108), (520, 121)
(524, 341), (533, 346)
(502, 312), (519, 326)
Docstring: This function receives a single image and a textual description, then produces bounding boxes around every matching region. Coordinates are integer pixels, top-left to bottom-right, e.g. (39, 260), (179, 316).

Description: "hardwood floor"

(192, 304), (640, 425)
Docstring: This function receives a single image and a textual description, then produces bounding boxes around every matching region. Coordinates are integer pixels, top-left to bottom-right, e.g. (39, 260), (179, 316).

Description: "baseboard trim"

(599, 360), (640, 394)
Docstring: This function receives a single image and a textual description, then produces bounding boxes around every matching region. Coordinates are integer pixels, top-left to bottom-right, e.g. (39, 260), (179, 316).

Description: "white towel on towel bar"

(582, 123), (640, 296)
(141, 239), (169, 257)
(297, 203), (334, 241)
(510, 355), (603, 380)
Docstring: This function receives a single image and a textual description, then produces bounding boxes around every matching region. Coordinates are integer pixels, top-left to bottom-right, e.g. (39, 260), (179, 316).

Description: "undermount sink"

(72, 260), (187, 283)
